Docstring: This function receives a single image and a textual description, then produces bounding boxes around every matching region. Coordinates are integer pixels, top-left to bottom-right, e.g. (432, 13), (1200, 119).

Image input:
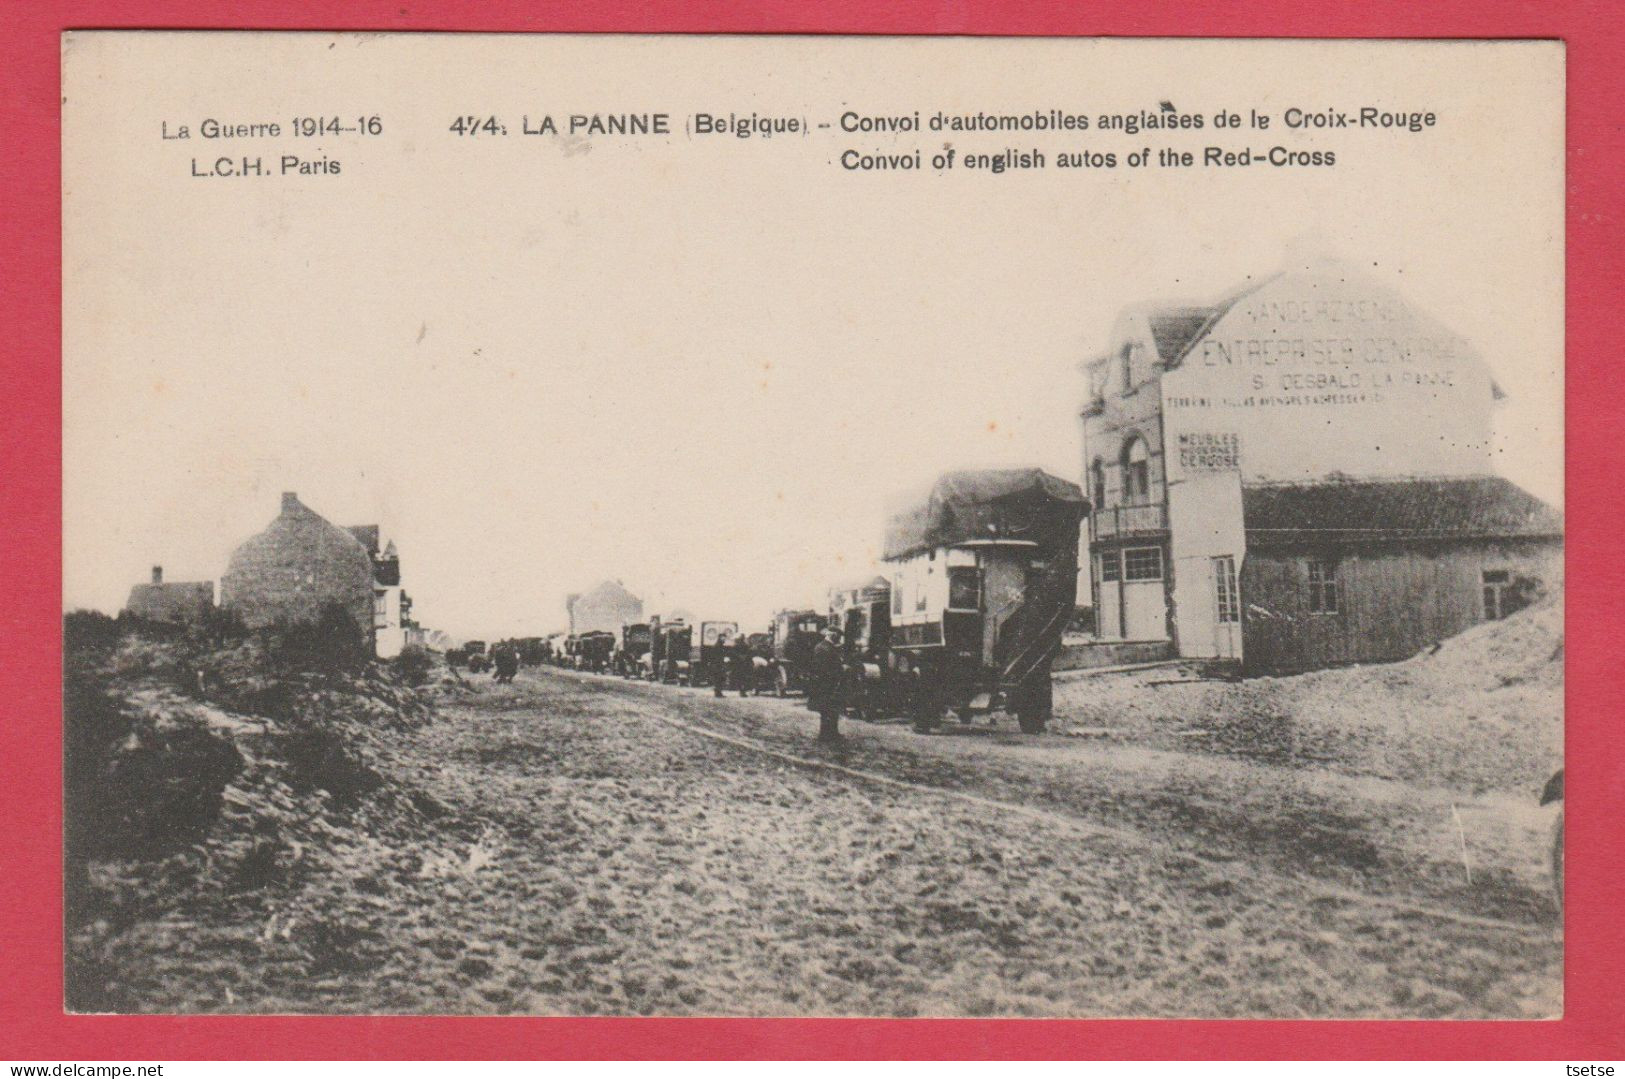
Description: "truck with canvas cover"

(882, 468), (1085, 733)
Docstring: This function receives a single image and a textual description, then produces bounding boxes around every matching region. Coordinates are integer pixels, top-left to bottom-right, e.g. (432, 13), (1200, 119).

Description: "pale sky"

(63, 35), (1564, 640)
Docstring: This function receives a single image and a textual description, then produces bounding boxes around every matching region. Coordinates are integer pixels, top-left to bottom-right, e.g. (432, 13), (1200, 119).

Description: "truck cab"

(616, 622), (651, 677)
(768, 608), (826, 696)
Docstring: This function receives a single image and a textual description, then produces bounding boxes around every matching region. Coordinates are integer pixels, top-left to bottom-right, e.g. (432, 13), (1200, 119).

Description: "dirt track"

(83, 665), (1560, 1016)
(347, 668), (1558, 1017)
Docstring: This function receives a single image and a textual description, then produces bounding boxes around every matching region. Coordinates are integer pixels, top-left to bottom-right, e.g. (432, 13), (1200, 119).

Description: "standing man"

(806, 625), (845, 744)
(492, 646), (519, 684)
(731, 634), (755, 697)
(711, 634), (730, 698)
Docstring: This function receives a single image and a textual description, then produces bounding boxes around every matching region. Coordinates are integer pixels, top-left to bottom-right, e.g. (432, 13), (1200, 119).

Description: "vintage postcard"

(61, 33), (1563, 1017)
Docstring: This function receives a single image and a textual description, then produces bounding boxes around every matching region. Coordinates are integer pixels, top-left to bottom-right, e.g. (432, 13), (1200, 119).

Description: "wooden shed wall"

(1240, 539), (1561, 672)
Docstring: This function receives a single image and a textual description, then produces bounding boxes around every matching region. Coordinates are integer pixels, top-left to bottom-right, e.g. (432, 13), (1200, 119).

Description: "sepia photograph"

(60, 33), (1564, 1019)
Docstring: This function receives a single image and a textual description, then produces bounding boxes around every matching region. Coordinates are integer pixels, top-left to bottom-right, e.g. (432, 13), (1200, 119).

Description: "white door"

(1211, 555), (1241, 659)
(1121, 546), (1166, 641)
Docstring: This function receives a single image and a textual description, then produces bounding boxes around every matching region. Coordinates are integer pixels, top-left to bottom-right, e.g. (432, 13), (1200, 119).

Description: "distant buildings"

(119, 491), (423, 659)
(346, 525), (411, 659)
(567, 580), (643, 636)
(122, 566), (213, 626)
(1080, 262), (1562, 672)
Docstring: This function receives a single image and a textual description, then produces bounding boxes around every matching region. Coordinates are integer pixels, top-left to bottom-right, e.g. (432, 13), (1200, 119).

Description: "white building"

(1081, 262), (1561, 671)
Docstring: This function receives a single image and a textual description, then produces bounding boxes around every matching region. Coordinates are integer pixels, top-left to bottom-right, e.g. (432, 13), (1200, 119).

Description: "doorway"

(1211, 554), (1241, 659)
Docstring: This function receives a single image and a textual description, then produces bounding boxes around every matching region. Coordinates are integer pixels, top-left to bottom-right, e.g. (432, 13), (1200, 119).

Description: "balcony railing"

(1090, 503), (1167, 540)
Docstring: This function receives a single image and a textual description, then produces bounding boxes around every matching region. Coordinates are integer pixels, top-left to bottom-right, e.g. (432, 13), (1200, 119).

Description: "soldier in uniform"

(806, 625), (845, 743)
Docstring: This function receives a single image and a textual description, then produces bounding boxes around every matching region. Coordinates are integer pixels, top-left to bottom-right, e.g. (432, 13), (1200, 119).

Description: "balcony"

(1089, 503), (1167, 541)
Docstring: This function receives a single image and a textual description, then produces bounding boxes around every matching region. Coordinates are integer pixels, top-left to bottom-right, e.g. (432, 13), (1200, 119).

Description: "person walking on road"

(806, 625), (845, 744)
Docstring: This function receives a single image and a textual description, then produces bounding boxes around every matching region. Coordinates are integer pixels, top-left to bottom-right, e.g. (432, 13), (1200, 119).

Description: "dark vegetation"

(62, 606), (460, 1012)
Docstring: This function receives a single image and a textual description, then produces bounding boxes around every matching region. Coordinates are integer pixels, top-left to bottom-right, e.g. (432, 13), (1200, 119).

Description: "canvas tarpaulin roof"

(882, 468), (1086, 562)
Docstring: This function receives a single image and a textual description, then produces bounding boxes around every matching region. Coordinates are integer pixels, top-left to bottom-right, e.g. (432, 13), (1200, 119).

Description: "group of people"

(707, 625), (847, 744)
(707, 633), (761, 699)
(705, 627), (845, 747)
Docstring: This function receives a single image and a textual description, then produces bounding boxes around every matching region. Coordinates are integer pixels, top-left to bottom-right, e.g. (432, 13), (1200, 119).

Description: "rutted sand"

(74, 666), (1559, 1017)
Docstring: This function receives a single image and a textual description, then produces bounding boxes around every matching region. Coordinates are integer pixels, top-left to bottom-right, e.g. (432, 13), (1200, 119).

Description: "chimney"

(281, 491), (300, 513)
(151, 565), (163, 584)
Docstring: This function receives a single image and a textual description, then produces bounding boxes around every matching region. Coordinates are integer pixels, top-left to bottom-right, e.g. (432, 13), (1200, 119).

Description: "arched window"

(1122, 435), (1151, 503)
(1090, 458), (1107, 509)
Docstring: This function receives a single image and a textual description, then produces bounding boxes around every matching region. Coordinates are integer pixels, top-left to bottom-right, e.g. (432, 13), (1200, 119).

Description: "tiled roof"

(1242, 476), (1564, 547)
(1151, 273), (1282, 367)
(1146, 308), (1217, 363)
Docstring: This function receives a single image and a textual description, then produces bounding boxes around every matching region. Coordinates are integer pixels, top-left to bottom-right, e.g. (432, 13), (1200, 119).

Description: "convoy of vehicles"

(472, 469), (1084, 735)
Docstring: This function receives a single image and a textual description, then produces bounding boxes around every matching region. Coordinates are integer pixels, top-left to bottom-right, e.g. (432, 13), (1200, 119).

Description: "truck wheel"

(1017, 710), (1046, 734)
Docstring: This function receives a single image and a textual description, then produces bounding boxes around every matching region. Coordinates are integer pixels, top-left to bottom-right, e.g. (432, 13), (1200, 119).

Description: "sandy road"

(376, 667), (1560, 1018)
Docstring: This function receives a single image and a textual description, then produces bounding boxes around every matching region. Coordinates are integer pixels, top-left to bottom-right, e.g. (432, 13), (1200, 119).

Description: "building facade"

(567, 580), (644, 636)
(220, 492), (377, 649)
(346, 526), (410, 658)
(1080, 263), (1562, 671)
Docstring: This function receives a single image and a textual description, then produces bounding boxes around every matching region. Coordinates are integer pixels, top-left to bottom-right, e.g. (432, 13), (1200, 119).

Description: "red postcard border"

(3, 0), (1621, 1060)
